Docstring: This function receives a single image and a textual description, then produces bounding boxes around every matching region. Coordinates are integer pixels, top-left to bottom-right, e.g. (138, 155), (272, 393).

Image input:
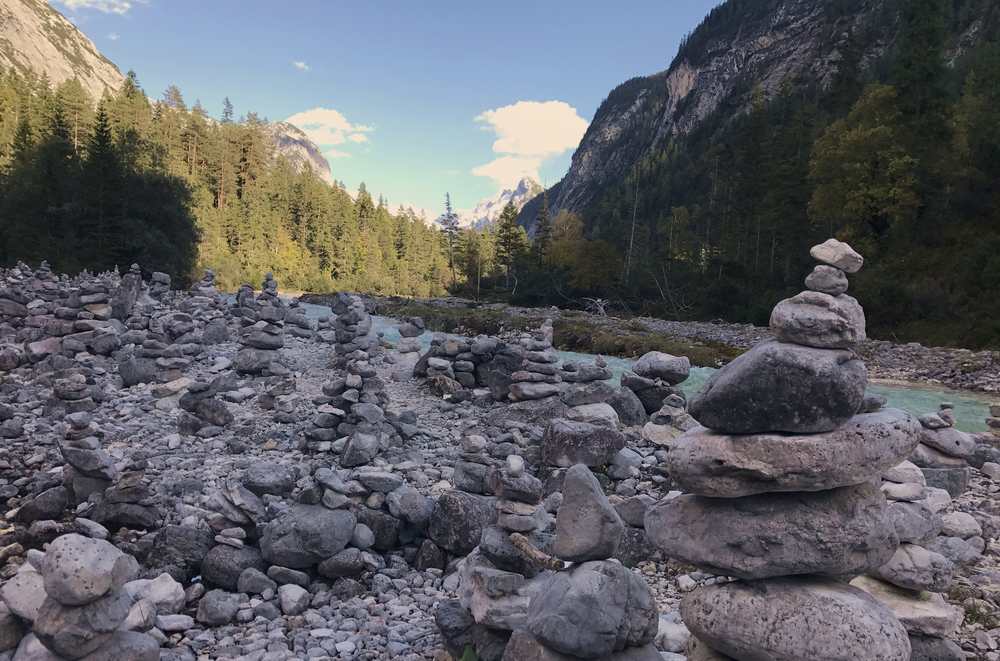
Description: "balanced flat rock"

(666, 409), (920, 497)
(645, 483), (897, 579)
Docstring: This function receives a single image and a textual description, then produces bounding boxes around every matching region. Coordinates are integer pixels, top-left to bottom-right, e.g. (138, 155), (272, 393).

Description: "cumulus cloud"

(55, 0), (138, 14)
(292, 61), (310, 72)
(472, 100), (588, 188)
(286, 107), (374, 159)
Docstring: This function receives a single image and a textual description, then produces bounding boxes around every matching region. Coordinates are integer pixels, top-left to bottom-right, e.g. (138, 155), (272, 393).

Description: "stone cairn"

(9, 533), (165, 660)
(396, 316), (425, 354)
(508, 320), (562, 403)
(148, 271), (171, 300)
(646, 239), (919, 660)
(60, 412), (117, 506)
(233, 274), (287, 376)
(507, 464), (660, 660)
(855, 456), (969, 659)
(622, 350), (691, 417)
(304, 295), (392, 466)
(910, 402), (976, 497)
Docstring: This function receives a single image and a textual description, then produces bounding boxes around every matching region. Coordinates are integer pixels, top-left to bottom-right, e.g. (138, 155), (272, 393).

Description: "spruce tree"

(532, 190), (552, 264)
(440, 192), (460, 284)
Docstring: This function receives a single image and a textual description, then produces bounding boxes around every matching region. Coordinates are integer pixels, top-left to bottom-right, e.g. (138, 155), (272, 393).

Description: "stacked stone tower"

(646, 239), (919, 660)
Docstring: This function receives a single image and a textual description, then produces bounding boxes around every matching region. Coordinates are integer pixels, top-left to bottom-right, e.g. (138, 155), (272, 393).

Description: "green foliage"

(0, 68), (451, 294)
(545, 10), (1000, 349)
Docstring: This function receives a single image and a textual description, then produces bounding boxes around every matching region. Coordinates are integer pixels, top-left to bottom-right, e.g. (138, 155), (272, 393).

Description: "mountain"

(438, 176), (541, 229)
(0, 0), (124, 100)
(518, 0), (994, 230)
(0, 3), (335, 186)
(266, 121), (335, 185)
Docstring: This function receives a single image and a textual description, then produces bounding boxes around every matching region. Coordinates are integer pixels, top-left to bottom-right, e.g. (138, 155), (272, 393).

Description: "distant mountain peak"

(437, 176), (542, 229)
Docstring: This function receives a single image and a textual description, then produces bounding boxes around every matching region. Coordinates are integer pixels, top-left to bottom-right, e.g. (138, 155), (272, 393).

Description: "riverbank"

(301, 294), (1000, 395)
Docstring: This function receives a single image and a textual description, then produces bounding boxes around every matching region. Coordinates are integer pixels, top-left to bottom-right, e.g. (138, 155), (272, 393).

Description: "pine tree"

(532, 189), (552, 264)
(440, 192), (460, 284)
(222, 97), (234, 123)
(495, 201), (528, 287)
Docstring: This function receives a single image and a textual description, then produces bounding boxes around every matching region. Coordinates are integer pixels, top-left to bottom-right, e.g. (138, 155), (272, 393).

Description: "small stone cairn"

(396, 316), (425, 354)
(622, 350), (691, 416)
(506, 463), (660, 660)
(148, 271), (171, 300)
(18, 533), (160, 660)
(234, 275), (287, 376)
(60, 412), (117, 504)
(910, 403), (976, 496)
(646, 239), (919, 660)
(508, 320), (562, 402)
(333, 294), (375, 361)
(441, 453), (551, 659)
(855, 457), (969, 659)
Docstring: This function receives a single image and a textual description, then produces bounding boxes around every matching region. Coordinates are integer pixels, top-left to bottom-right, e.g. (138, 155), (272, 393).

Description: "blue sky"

(58, 0), (722, 216)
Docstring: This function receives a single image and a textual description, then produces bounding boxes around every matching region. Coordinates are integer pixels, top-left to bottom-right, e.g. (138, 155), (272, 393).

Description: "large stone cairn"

(910, 402), (975, 497)
(646, 239), (919, 660)
(10, 533), (163, 660)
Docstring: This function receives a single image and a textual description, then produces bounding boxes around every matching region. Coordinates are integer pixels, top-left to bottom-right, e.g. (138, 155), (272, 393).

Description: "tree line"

(492, 0), (1000, 348)
(0, 69), (452, 296)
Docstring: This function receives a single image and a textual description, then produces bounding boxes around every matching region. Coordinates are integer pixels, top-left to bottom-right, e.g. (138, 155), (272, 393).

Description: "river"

(297, 302), (995, 433)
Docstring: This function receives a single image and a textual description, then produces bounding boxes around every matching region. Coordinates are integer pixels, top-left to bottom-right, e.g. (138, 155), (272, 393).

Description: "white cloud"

(292, 61), (310, 72)
(285, 107), (374, 159)
(472, 100), (588, 188)
(55, 0), (137, 14)
(107, 32), (120, 41)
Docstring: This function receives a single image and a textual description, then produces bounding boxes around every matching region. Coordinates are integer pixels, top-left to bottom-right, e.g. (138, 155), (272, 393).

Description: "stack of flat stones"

(508, 320), (563, 402)
(854, 458), (967, 659)
(504, 463), (660, 660)
(283, 300), (316, 339)
(988, 404), (1000, 437)
(148, 271), (171, 300)
(234, 278), (286, 377)
(396, 316), (425, 354)
(177, 381), (235, 438)
(444, 455), (552, 660)
(50, 373), (97, 415)
(333, 295), (375, 361)
(646, 239), (919, 660)
(622, 350), (691, 417)
(911, 403), (975, 497)
(452, 434), (497, 495)
(60, 412), (117, 505)
(16, 533), (160, 660)
(188, 268), (220, 303)
(92, 457), (162, 531)
(309, 364), (392, 467)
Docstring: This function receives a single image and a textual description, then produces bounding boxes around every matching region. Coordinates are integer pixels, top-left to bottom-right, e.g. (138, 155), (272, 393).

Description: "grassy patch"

(379, 300), (742, 366)
(553, 319), (741, 367)
(377, 302), (535, 336)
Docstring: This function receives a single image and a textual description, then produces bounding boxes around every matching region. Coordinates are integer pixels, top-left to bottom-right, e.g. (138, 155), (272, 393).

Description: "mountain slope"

(519, 0), (990, 229)
(0, 0), (124, 100)
(266, 121), (335, 185)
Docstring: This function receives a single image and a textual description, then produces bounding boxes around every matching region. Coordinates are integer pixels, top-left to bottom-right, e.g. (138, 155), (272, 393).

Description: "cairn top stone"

(810, 238), (864, 273)
(42, 534), (138, 606)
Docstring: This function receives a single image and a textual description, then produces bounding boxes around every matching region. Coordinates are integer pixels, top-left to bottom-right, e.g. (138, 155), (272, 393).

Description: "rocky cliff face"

(0, 0), (124, 100)
(266, 121), (335, 185)
(520, 0), (901, 228)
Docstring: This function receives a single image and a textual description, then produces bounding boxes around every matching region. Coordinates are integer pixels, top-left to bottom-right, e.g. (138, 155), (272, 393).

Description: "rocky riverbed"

(0, 258), (998, 661)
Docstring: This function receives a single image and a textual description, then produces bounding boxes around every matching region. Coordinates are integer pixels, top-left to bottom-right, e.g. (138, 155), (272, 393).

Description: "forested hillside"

(0, 69), (452, 295)
(514, 0), (1000, 348)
